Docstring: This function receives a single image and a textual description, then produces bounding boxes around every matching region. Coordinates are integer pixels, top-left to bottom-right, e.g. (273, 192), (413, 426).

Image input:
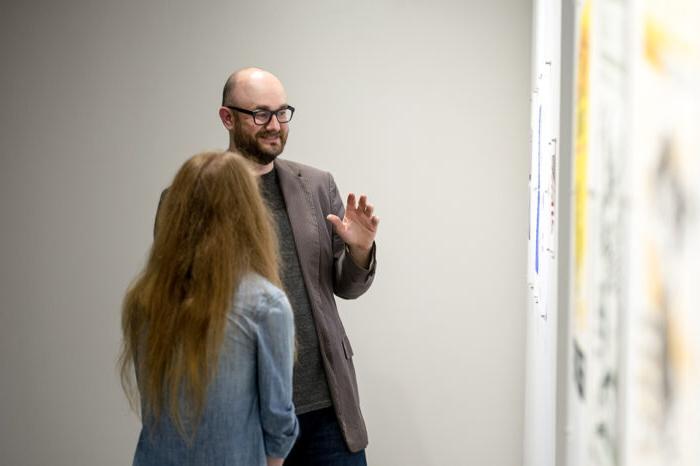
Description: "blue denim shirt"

(133, 273), (299, 465)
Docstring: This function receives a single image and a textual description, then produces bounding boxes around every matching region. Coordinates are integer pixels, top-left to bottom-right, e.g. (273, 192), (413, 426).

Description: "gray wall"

(0, 1), (532, 464)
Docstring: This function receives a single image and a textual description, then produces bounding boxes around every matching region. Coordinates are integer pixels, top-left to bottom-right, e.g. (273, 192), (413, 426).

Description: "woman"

(119, 151), (298, 466)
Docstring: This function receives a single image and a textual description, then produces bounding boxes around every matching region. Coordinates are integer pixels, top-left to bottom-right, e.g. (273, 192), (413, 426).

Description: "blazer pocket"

(342, 335), (354, 360)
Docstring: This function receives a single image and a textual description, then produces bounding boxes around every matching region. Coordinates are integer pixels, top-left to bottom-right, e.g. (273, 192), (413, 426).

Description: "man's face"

(228, 72), (290, 165)
(232, 110), (288, 165)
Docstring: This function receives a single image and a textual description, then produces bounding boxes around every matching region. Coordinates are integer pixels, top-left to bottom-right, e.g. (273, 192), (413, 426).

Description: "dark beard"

(232, 119), (286, 165)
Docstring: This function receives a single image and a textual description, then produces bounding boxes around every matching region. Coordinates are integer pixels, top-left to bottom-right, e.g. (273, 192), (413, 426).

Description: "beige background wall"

(0, 1), (531, 464)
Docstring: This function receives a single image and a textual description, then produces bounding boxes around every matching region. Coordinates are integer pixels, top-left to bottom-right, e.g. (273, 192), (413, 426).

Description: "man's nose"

(265, 115), (281, 131)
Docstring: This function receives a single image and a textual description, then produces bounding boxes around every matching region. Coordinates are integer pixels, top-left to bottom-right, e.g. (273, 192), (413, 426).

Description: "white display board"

(565, 0), (700, 465)
(524, 0), (561, 465)
(567, 1), (629, 465)
(623, 0), (700, 464)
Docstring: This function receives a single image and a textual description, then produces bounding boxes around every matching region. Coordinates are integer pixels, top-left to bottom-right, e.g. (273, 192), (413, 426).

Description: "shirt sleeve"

(256, 291), (299, 458)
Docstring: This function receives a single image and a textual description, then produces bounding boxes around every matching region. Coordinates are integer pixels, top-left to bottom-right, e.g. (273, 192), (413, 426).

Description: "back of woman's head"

(152, 150), (279, 289)
(120, 150), (279, 438)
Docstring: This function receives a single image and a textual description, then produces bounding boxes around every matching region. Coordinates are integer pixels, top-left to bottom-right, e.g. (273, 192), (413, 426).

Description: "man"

(218, 67), (378, 465)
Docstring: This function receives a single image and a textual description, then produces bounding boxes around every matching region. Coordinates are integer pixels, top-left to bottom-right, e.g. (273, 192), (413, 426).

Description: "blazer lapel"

(274, 159), (322, 305)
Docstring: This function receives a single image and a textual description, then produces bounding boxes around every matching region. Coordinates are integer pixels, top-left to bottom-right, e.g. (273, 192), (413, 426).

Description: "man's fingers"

(370, 216), (380, 228)
(346, 193), (377, 222)
(326, 214), (344, 232)
(357, 194), (368, 212)
(346, 193), (357, 211)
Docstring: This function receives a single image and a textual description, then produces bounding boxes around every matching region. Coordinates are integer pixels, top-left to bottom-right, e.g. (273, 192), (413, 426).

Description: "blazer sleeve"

(255, 291), (299, 458)
(328, 172), (377, 299)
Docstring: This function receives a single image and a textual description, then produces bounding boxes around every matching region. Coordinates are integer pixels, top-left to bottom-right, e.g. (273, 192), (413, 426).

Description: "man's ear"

(219, 107), (235, 130)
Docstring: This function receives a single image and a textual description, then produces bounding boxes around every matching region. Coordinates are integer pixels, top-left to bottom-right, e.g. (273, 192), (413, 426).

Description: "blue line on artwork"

(535, 105), (542, 274)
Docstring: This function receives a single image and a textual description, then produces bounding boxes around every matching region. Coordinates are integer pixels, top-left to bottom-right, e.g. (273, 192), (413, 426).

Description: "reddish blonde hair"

(119, 150), (279, 437)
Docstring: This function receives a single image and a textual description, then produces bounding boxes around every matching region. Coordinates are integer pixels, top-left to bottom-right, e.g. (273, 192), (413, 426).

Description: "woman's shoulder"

(234, 273), (289, 319)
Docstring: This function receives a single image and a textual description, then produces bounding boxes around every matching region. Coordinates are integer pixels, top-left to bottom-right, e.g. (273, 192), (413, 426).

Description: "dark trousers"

(284, 407), (367, 466)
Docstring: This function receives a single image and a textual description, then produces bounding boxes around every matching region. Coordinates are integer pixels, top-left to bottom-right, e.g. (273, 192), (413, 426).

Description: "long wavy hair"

(119, 150), (280, 437)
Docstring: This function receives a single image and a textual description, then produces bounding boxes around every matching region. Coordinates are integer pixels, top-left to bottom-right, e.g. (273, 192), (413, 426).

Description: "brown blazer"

(156, 158), (376, 453)
(273, 158), (376, 453)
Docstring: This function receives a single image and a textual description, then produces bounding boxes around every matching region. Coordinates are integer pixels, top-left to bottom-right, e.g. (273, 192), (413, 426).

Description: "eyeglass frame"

(224, 105), (295, 125)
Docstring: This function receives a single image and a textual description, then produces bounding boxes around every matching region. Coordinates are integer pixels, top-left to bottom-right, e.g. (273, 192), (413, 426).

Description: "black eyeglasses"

(225, 105), (295, 125)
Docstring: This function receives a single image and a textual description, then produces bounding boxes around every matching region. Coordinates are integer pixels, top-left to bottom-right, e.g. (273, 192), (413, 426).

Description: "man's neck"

(250, 160), (274, 176)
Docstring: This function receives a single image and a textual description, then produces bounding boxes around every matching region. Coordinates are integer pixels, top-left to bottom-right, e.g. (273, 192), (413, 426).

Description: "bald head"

(222, 67), (287, 107)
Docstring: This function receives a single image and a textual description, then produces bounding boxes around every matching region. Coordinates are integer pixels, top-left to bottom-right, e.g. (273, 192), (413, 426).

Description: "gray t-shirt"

(259, 167), (333, 415)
